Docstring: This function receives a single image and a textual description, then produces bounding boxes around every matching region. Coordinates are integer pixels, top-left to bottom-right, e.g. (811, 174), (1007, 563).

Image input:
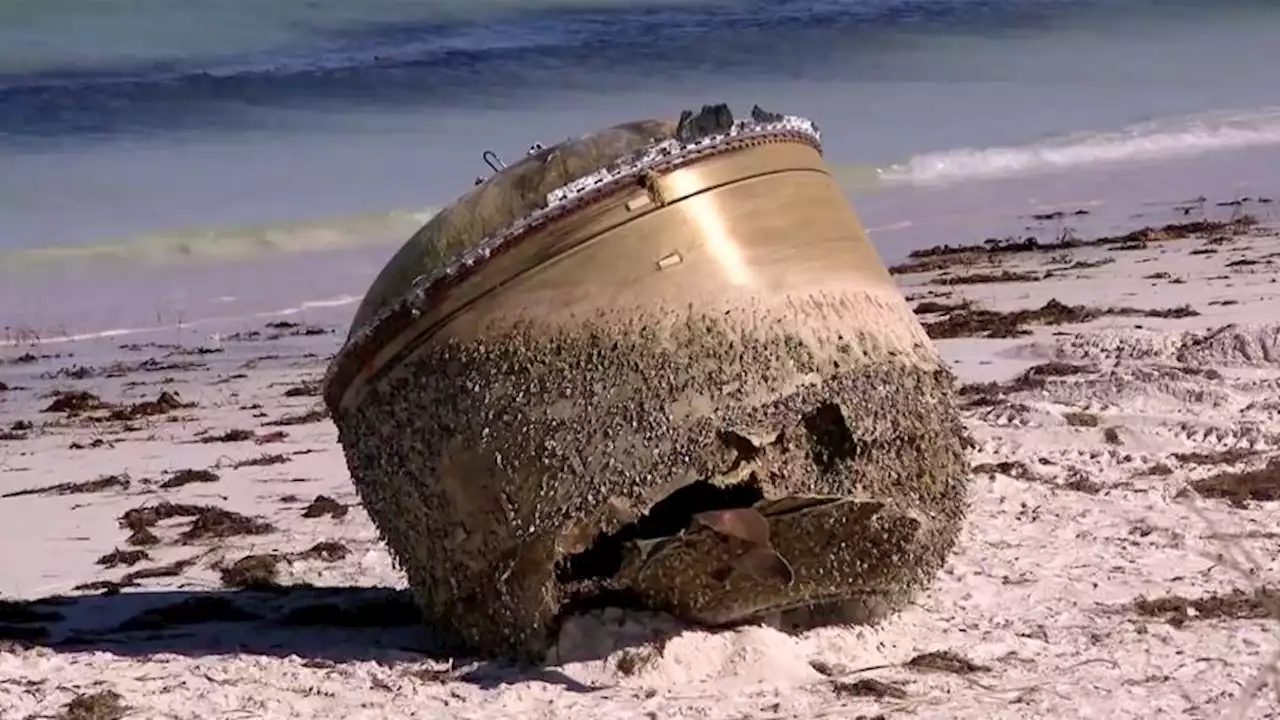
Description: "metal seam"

(324, 124), (822, 415)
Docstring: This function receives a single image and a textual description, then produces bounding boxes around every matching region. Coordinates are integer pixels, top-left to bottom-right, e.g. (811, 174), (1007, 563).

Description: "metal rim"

(323, 118), (823, 418)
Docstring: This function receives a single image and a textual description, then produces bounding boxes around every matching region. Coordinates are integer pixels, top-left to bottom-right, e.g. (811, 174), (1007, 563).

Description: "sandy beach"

(3, 196), (1280, 719)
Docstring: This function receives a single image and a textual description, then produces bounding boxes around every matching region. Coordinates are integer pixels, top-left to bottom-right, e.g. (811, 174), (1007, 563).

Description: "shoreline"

(5, 142), (1280, 346)
(3, 190), (1280, 717)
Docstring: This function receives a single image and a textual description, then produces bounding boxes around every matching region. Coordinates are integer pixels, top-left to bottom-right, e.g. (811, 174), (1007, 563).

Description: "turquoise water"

(1, 0), (1279, 334)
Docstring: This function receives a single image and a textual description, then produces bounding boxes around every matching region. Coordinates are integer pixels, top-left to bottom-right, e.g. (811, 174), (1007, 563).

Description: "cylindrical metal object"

(325, 110), (969, 660)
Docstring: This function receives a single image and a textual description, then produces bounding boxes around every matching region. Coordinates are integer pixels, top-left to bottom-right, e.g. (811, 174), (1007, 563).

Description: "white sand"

(3, 210), (1280, 719)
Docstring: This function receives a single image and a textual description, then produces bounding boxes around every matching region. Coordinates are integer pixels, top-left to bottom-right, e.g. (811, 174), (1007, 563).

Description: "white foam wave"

(0, 294), (363, 348)
(865, 221), (913, 233)
(254, 294), (363, 317)
(878, 107), (1280, 186)
(0, 208), (439, 270)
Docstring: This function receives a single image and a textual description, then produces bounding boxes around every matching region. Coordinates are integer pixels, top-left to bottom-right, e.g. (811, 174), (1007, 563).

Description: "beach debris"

(1058, 468), (1104, 495)
(2, 474), (130, 499)
(1030, 209), (1091, 220)
(1062, 411), (1101, 428)
(931, 269), (1041, 285)
(905, 649), (991, 675)
(96, 549), (150, 568)
(59, 689), (129, 720)
(119, 501), (275, 543)
(224, 321), (331, 342)
(0, 351), (58, 365)
(231, 452), (291, 469)
(220, 541), (351, 590)
(179, 507), (275, 542)
(283, 382), (321, 397)
(920, 298), (1199, 339)
(198, 428), (255, 443)
(104, 390), (192, 421)
(125, 527), (161, 547)
(301, 495), (348, 519)
(1180, 458), (1280, 505)
(44, 358), (206, 380)
(956, 361), (1097, 408)
(121, 501), (209, 532)
(40, 389), (191, 420)
(121, 557), (198, 582)
(613, 646), (662, 676)
(972, 461), (1039, 481)
(1172, 448), (1257, 466)
(43, 390), (109, 415)
(890, 215), (1261, 275)
(1, 420), (33, 441)
(295, 540), (351, 562)
(832, 678), (909, 700)
(913, 299), (971, 315)
(263, 407), (328, 426)
(220, 554), (283, 589)
(266, 321), (329, 338)
(159, 468), (219, 489)
(1130, 588), (1279, 627)
(76, 555), (202, 592)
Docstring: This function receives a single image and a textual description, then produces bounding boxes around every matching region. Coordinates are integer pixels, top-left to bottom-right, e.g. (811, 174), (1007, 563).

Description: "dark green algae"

(334, 313), (969, 660)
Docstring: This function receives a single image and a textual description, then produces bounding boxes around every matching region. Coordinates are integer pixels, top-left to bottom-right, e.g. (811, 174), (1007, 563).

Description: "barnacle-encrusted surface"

(337, 310), (968, 659)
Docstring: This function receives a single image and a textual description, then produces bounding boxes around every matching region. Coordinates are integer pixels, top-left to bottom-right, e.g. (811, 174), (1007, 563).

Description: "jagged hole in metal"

(554, 480), (767, 585)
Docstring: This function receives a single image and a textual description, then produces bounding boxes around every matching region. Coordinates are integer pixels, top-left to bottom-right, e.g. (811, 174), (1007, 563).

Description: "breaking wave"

(8, 106), (1280, 272)
(878, 107), (1280, 186)
(0, 207), (437, 270)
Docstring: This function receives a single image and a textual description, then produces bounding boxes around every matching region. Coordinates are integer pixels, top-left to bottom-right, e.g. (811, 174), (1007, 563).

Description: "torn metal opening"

(555, 401), (866, 587)
(554, 479), (766, 585)
(548, 399), (897, 636)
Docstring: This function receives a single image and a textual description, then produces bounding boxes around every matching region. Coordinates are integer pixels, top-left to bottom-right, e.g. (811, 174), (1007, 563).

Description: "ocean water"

(2, 0), (1279, 340)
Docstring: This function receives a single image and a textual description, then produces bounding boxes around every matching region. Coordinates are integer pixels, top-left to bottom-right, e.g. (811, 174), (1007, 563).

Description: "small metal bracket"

(482, 150), (506, 173)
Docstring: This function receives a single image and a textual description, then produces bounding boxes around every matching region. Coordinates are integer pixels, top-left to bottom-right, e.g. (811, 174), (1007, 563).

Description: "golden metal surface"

(339, 139), (911, 414)
(348, 119), (678, 336)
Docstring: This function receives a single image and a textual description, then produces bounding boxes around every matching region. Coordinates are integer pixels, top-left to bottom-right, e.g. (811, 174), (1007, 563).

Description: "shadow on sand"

(0, 585), (679, 692)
